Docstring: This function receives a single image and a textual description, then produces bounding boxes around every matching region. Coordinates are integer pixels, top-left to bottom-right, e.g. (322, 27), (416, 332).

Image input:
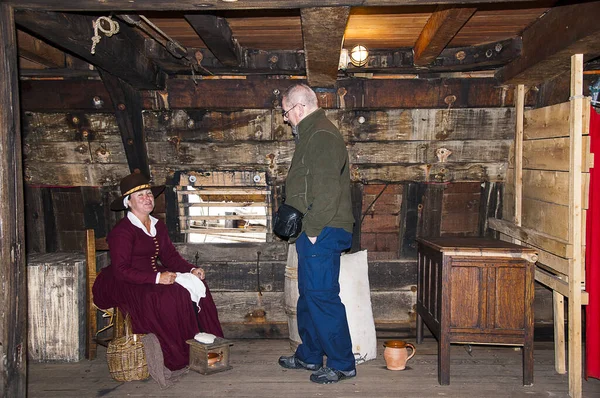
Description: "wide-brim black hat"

(110, 171), (165, 211)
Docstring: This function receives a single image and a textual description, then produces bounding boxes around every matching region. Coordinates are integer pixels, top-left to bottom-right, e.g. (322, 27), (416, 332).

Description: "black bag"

(273, 203), (304, 239)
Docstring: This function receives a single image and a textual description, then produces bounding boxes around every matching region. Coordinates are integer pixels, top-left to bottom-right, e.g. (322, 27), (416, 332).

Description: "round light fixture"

(349, 45), (369, 67)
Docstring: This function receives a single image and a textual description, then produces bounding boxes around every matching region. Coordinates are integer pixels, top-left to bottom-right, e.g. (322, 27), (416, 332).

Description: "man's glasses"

(282, 103), (304, 119)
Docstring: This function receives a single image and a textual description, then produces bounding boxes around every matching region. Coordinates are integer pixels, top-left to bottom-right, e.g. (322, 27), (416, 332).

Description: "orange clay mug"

(383, 340), (416, 370)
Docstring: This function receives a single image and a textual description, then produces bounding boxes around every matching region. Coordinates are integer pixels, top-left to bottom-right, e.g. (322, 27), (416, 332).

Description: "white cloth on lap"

(175, 272), (206, 308)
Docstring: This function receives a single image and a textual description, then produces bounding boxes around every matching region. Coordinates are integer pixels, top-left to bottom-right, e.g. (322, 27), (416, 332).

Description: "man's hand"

(308, 236), (317, 244)
(159, 271), (176, 284)
(191, 267), (205, 280)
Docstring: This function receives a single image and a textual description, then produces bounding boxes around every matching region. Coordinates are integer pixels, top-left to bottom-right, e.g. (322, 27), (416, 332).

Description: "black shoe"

(310, 367), (356, 384)
(278, 355), (321, 371)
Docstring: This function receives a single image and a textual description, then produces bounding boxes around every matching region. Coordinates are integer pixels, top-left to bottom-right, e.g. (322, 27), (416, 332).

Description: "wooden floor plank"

(27, 338), (600, 397)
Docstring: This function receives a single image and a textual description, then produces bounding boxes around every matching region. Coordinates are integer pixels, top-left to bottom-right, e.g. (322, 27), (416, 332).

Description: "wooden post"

(85, 230), (97, 360)
(514, 84), (524, 243)
(568, 53), (584, 398)
(0, 4), (27, 397)
(553, 290), (566, 374)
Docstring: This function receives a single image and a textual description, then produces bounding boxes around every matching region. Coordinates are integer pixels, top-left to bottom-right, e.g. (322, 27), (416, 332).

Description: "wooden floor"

(28, 337), (600, 398)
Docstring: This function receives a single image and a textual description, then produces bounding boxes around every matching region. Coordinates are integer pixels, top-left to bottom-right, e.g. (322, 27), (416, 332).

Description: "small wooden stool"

(186, 338), (233, 375)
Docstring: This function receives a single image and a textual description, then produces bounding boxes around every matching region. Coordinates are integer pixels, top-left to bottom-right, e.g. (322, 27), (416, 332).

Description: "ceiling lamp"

(349, 45), (369, 67)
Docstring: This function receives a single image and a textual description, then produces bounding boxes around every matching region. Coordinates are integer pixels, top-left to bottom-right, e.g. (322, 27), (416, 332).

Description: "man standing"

(277, 84), (356, 384)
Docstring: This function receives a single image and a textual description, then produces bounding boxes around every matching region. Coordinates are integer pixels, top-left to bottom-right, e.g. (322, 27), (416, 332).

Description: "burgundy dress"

(93, 216), (224, 370)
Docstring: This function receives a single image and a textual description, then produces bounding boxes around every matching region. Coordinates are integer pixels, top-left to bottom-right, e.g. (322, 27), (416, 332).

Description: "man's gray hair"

(282, 83), (318, 110)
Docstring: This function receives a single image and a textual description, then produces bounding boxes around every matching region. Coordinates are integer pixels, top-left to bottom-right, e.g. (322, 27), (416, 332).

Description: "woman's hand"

(191, 267), (205, 280)
(159, 271), (177, 284)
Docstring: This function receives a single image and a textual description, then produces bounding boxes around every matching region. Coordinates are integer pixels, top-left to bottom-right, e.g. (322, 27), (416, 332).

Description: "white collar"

(127, 212), (158, 237)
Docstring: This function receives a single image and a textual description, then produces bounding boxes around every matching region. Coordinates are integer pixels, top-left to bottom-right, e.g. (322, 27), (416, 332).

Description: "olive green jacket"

(284, 108), (354, 240)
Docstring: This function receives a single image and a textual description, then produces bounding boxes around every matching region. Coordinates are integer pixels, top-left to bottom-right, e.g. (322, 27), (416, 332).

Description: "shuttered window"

(177, 171), (271, 243)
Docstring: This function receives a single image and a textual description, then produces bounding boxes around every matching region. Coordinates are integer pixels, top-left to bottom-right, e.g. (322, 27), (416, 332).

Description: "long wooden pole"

(0, 3), (27, 397)
(514, 84), (524, 238)
(568, 53), (584, 398)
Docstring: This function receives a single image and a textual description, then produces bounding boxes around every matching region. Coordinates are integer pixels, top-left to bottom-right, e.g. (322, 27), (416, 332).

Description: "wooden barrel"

(284, 243), (302, 350)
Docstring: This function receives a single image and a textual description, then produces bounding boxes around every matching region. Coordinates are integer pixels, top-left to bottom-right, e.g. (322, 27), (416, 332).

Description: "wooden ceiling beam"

(19, 76), (535, 111)
(17, 30), (65, 68)
(147, 38), (519, 76)
(495, 1), (600, 85)
(4, 1), (536, 12)
(184, 14), (241, 67)
(15, 10), (166, 90)
(146, 41), (305, 76)
(353, 38), (521, 74)
(19, 37), (520, 79)
(20, 79), (111, 111)
(413, 5), (476, 67)
(301, 6), (350, 88)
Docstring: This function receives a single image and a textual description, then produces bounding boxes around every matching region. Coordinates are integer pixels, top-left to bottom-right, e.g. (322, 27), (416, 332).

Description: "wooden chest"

(415, 237), (538, 386)
(28, 253), (86, 362)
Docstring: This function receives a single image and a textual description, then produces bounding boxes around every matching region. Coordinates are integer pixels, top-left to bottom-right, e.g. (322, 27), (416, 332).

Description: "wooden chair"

(85, 229), (124, 360)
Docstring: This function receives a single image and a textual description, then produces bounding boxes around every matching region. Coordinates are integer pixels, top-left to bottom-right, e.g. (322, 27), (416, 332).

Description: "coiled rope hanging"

(90, 16), (120, 54)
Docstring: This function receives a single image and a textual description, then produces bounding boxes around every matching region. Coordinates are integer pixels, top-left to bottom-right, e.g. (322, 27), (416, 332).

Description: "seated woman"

(93, 171), (223, 371)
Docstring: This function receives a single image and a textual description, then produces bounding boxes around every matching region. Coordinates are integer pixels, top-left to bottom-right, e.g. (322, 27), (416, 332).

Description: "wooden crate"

(28, 253), (86, 362)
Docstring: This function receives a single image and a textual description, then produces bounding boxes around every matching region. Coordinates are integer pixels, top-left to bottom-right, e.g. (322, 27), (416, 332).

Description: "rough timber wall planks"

(23, 108), (515, 187)
(489, 54), (590, 398)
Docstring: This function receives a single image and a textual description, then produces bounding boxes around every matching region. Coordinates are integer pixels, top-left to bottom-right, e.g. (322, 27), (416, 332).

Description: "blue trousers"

(294, 227), (355, 372)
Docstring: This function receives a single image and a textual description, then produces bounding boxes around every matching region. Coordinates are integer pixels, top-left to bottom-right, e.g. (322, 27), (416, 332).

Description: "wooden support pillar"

(568, 53), (584, 398)
(551, 64), (566, 377)
(0, 4), (27, 397)
(99, 69), (150, 177)
(514, 84), (524, 235)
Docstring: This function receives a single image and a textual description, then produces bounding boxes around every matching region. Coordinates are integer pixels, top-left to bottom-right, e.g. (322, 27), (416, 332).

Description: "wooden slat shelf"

(177, 188), (271, 195)
(180, 202), (266, 208)
(182, 215), (266, 221)
(182, 226), (267, 234)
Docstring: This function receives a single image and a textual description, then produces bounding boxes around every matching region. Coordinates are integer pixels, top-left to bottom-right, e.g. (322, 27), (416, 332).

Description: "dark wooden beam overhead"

(0, 4), (27, 398)
(346, 38), (521, 74)
(5, 1), (534, 11)
(19, 37), (519, 78)
(496, 1), (600, 85)
(145, 41), (305, 76)
(99, 69), (150, 177)
(301, 6), (350, 88)
(17, 30), (65, 68)
(15, 10), (166, 90)
(413, 5), (476, 67)
(19, 76), (536, 111)
(20, 80), (112, 111)
(142, 77), (530, 109)
(184, 14), (241, 67)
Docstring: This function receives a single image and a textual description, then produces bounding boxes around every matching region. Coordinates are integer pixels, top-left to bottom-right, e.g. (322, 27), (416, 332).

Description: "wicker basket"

(106, 314), (149, 382)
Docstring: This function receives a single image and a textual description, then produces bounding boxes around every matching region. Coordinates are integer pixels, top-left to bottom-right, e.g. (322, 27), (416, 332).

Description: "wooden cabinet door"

(449, 259), (528, 332)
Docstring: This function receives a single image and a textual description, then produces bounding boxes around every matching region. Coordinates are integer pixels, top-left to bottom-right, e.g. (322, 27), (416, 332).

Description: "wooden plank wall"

(21, 99), (519, 334)
(23, 108), (514, 187)
(490, 60), (590, 397)
(501, 101), (590, 274)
